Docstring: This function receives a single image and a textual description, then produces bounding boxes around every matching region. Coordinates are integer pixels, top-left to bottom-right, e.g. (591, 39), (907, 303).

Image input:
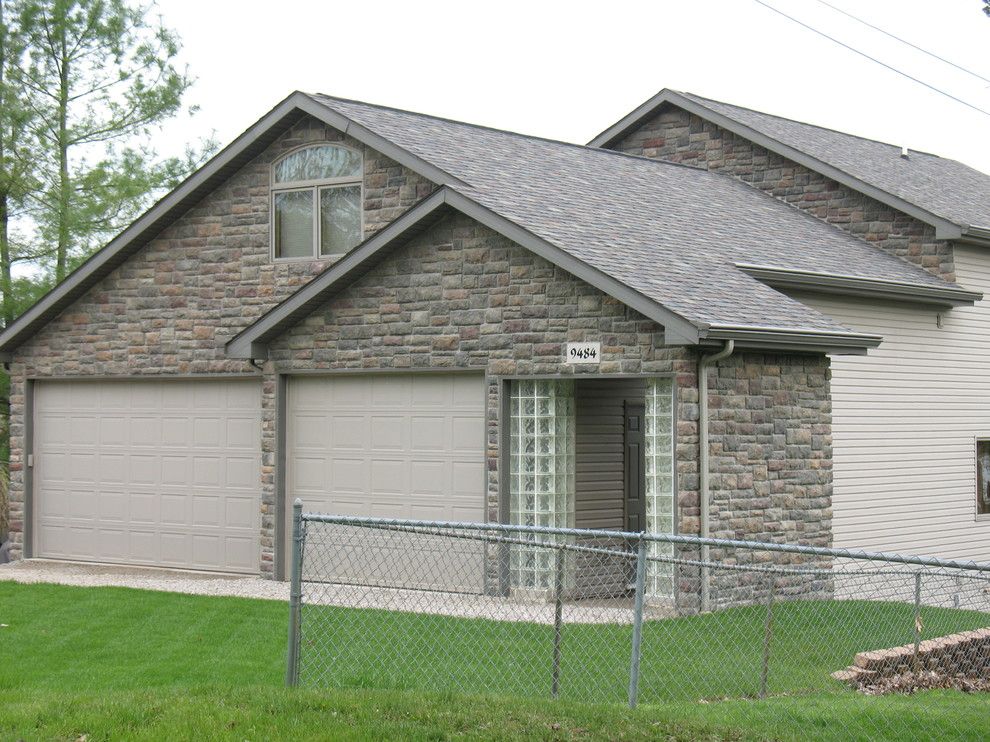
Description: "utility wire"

(815, 0), (990, 86)
(750, 0), (990, 118)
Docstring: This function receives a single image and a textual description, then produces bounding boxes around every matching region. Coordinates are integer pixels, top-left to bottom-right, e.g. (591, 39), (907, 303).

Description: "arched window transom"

(272, 144), (363, 259)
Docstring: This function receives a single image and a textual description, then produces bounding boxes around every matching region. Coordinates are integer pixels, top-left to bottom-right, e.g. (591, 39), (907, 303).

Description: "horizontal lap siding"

(572, 379), (645, 598)
(574, 378), (645, 530)
(793, 245), (990, 561)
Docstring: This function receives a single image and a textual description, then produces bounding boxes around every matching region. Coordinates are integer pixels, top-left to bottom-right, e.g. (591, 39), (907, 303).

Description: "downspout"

(699, 339), (734, 612)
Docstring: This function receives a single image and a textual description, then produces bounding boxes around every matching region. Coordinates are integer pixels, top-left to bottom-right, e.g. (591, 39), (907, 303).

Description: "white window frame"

(270, 143), (364, 262)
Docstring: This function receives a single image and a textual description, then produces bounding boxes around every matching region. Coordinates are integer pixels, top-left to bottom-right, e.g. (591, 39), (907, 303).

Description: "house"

(590, 90), (990, 564)
(0, 89), (987, 607)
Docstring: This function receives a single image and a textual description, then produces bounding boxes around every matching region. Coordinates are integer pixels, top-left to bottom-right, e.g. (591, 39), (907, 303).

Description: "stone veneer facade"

(5, 113), (833, 601)
(5, 115), (433, 562)
(263, 212), (833, 601)
(609, 105), (955, 282)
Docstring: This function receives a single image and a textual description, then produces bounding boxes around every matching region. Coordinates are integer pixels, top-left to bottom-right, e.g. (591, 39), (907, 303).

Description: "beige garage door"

(287, 373), (487, 590)
(34, 379), (262, 573)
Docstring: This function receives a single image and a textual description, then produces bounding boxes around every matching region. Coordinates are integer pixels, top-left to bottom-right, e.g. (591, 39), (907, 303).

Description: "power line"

(815, 0), (990, 86)
(750, 0), (990, 119)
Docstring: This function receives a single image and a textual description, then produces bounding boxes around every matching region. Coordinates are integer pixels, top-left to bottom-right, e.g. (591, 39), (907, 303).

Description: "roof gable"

(0, 92), (463, 360)
(5, 90), (981, 360)
(227, 187), (706, 358)
(588, 89), (990, 240)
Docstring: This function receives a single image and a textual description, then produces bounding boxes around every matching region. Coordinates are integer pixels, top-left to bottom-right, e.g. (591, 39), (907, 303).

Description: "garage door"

(33, 379), (262, 573)
(287, 373), (486, 590)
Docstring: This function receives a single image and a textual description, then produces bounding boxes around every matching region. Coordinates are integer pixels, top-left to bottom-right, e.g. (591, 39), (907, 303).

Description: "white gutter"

(698, 339), (734, 613)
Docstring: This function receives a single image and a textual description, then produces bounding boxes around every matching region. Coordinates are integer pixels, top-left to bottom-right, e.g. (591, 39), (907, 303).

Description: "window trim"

(976, 437), (990, 521)
(270, 143), (364, 262)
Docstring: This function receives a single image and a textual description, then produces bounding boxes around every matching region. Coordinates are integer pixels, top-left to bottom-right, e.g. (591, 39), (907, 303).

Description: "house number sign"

(566, 341), (601, 364)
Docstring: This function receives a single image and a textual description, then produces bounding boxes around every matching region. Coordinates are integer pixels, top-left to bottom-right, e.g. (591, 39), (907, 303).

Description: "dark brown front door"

(624, 401), (646, 533)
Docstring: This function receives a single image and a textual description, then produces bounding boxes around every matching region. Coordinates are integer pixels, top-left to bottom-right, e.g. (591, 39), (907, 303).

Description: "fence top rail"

(299, 507), (990, 574)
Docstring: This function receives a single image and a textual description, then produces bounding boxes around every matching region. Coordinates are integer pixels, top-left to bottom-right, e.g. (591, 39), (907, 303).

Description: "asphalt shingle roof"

(678, 92), (990, 232)
(312, 94), (965, 336)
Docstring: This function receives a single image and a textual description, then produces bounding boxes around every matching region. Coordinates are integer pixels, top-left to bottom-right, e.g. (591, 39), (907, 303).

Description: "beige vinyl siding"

(792, 245), (990, 562)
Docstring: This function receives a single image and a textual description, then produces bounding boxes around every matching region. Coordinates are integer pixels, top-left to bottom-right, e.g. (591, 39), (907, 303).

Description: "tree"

(985, 0), (989, 18)
(0, 1), (213, 533)
(0, 0), (39, 326)
(16, 0), (212, 281)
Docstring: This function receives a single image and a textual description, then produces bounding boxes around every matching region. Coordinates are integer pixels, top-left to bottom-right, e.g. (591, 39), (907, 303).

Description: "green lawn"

(1, 581), (988, 741)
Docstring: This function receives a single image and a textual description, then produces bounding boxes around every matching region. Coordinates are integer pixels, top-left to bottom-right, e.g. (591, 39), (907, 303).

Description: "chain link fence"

(285, 503), (990, 739)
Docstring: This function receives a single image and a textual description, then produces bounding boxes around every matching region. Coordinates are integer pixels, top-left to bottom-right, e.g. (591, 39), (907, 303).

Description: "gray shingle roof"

(677, 92), (990, 231)
(312, 94), (967, 338)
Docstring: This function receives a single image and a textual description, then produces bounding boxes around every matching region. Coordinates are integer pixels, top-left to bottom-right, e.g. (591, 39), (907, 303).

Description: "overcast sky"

(154, 0), (990, 175)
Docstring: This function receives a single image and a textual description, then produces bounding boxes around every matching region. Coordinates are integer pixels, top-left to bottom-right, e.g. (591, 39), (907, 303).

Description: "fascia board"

(737, 264), (983, 307)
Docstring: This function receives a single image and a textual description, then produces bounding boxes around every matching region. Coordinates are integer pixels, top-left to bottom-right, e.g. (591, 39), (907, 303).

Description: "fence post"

(912, 572), (923, 674)
(551, 545), (565, 699)
(285, 498), (303, 687)
(628, 536), (648, 709)
(759, 574), (775, 699)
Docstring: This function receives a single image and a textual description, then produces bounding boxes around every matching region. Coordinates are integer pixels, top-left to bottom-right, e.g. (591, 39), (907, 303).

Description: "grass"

(1, 581), (988, 740)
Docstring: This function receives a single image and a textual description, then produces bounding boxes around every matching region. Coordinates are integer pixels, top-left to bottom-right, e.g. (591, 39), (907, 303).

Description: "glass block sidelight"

(645, 378), (676, 599)
(508, 379), (576, 591)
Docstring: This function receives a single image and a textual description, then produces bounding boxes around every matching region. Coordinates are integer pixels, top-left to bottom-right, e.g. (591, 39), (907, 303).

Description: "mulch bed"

(857, 671), (990, 696)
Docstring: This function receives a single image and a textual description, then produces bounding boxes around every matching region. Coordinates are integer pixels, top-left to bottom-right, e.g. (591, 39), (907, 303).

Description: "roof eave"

(737, 264), (983, 307)
(959, 225), (990, 247)
(589, 89), (965, 239)
(702, 325), (882, 356)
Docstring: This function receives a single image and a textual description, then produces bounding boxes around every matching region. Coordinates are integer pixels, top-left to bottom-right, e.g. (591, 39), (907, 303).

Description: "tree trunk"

(0, 194), (11, 327)
(55, 20), (70, 282)
(0, 0), (12, 325)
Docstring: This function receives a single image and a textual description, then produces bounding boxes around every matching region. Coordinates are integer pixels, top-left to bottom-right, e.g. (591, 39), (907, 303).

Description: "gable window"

(272, 144), (363, 259)
(978, 440), (990, 516)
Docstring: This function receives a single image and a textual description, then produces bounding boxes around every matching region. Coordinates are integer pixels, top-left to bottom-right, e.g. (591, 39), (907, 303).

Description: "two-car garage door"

(33, 379), (262, 573)
(31, 373), (487, 580)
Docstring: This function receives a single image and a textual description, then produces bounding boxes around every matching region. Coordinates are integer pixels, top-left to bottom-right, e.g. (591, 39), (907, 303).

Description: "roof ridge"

(678, 90), (949, 161)
(310, 92), (723, 176)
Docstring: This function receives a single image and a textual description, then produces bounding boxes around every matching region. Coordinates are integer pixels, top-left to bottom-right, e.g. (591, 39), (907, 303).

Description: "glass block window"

(645, 377), (676, 598)
(508, 379), (575, 590)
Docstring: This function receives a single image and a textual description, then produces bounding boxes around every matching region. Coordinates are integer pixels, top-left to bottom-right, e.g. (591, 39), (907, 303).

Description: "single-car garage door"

(33, 379), (262, 573)
(287, 373), (486, 590)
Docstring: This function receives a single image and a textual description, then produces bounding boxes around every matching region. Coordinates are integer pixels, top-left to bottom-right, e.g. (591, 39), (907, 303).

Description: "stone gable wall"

(610, 105), (954, 282)
(264, 213), (833, 604)
(4, 112), (834, 592)
(4, 115), (434, 562)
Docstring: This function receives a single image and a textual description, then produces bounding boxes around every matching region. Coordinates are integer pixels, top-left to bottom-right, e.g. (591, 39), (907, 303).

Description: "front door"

(624, 401), (646, 533)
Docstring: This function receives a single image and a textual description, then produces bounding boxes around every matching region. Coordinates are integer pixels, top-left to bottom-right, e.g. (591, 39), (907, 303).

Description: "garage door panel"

(129, 418), (161, 447)
(288, 373), (486, 592)
(410, 416), (445, 450)
(332, 415), (366, 448)
(97, 491), (127, 521)
(410, 460), (445, 495)
(193, 417), (222, 447)
(99, 417), (127, 445)
(371, 415), (405, 449)
(99, 528), (128, 559)
(34, 379), (261, 573)
(69, 416), (98, 445)
(227, 417), (260, 449)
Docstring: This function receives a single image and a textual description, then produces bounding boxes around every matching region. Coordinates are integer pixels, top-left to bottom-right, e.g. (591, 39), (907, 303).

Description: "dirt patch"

(857, 670), (990, 696)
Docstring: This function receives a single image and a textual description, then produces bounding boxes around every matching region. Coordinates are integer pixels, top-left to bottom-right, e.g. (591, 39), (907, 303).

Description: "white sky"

(155, 0), (990, 174)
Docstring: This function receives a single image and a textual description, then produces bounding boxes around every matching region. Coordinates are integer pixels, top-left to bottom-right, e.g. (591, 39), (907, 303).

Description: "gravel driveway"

(0, 558), (665, 624)
(0, 559), (289, 601)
